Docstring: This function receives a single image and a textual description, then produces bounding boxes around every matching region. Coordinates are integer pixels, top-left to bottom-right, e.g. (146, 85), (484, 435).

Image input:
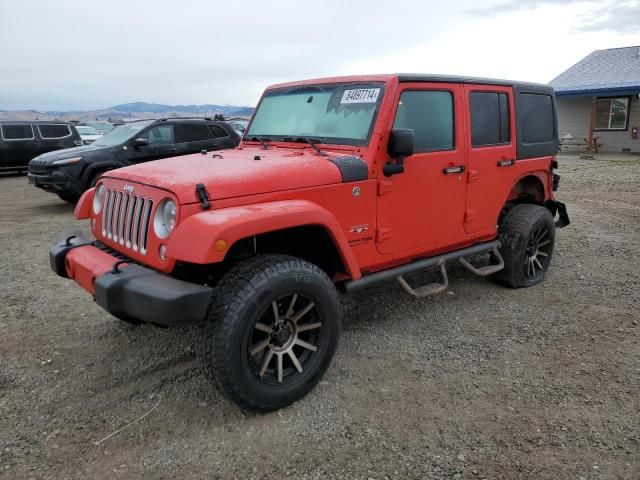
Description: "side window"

(392, 90), (454, 152)
(175, 124), (211, 143)
(470, 92), (510, 147)
(520, 93), (555, 143)
(209, 125), (229, 138)
(38, 124), (72, 139)
(143, 125), (174, 145)
(1, 124), (34, 140)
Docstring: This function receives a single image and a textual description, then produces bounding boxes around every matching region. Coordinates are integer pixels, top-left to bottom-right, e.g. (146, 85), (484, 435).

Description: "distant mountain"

(109, 102), (253, 117)
(0, 102), (254, 122)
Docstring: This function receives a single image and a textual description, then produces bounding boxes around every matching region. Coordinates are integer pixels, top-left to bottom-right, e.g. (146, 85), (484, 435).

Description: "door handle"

(497, 159), (515, 167)
(442, 165), (465, 175)
(167, 148), (177, 153)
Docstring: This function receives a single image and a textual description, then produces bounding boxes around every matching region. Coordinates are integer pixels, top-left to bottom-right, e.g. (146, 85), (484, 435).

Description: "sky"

(0, 0), (638, 111)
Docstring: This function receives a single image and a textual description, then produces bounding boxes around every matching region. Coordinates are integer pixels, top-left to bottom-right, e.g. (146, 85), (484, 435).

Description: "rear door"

(174, 123), (215, 154)
(463, 85), (516, 234)
(0, 124), (38, 167)
(376, 83), (468, 255)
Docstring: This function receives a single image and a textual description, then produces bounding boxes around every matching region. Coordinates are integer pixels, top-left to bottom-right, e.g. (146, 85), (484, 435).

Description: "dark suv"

(0, 121), (82, 173)
(28, 118), (240, 202)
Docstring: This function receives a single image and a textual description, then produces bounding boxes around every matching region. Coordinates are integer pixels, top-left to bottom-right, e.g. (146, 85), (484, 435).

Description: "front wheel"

(493, 204), (556, 288)
(56, 191), (80, 203)
(200, 255), (341, 411)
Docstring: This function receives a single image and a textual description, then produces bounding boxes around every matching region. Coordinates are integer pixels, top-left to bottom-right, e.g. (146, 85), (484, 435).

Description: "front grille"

(101, 189), (154, 255)
(29, 158), (48, 173)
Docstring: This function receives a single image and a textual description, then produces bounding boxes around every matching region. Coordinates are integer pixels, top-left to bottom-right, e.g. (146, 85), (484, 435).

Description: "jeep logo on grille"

(123, 184), (135, 194)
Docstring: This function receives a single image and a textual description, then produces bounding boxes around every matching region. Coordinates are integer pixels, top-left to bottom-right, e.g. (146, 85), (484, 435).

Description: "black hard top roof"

(396, 74), (554, 93)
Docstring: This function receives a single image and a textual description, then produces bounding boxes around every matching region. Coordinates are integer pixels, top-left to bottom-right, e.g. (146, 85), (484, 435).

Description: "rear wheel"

(493, 204), (555, 288)
(200, 254), (340, 411)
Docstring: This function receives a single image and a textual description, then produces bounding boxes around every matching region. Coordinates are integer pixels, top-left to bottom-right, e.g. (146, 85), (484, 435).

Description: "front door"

(130, 124), (177, 163)
(463, 85), (516, 234)
(376, 83), (468, 256)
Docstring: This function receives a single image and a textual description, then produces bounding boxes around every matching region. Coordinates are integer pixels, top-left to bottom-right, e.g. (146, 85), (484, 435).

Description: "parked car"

(28, 117), (240, 202)
(228, 119), (248, 136)
(50, 74), (569, 411)
(0, 121), (82, 172)
(84, 121), (114, 135)
(75, 125), (102, 144)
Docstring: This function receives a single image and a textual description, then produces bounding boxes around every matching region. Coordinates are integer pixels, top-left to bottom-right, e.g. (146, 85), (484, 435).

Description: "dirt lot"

(1, 154), (639, 480)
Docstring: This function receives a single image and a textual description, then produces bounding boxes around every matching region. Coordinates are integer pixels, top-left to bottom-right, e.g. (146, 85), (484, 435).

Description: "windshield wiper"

(283, 137), (328, 156)
(248, 136), (271, 150)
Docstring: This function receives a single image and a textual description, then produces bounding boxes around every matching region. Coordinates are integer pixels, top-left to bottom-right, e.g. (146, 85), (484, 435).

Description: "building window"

(595, 97), (630, 130)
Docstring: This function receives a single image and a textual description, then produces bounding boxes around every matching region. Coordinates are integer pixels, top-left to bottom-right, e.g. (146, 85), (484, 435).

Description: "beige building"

(550, 46), (640, 153)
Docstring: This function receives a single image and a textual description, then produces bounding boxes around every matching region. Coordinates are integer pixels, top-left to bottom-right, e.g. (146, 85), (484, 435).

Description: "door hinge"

(377, 180), (393, 196)
(376, 228), (392, 242)
(467, 169), (479, 183)
(464, 210), (476, 223)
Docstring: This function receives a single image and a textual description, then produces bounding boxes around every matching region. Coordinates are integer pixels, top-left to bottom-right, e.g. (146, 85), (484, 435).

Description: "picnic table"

(559, 135), (603, 153)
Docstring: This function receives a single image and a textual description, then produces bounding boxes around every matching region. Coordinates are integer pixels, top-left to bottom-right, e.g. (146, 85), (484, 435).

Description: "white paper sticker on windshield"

(340, 88), (380, 104)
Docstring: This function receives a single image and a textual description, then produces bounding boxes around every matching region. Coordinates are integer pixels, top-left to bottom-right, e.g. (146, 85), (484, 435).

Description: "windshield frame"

(246, 81), (386, 147)
(93, 120), (153, 147)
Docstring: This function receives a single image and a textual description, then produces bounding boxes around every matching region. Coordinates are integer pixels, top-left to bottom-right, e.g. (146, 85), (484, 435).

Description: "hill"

(0, 102), (254, 122)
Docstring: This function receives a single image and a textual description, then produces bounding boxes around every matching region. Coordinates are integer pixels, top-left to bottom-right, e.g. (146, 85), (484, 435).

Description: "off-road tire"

(56, 191), (80, 203)
(493, 204), (555, 288)
(200, 254), (341, 411)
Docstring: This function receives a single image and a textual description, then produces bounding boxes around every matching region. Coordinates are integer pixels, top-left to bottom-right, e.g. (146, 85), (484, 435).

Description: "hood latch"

(195, 183), (211, 210)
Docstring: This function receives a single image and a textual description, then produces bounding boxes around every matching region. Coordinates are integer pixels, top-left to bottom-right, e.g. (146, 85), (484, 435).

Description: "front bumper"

(50, 235), (212, 326)
(28, 171), (72, 191)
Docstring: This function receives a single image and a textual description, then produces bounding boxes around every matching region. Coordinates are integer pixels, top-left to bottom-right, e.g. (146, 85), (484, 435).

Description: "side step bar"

(343, 240), (503, 296)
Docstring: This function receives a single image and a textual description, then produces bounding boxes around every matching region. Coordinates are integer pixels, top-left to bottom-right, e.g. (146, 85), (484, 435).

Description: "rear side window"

(392, 90), (454, 152)
(175, 124), (211, 143)
(1, 124), (34, 140)
(209, 125), (229, 138)
(470, 92), (510, 147)
(520, 93), (555, 143)
(38, 124), (72, 139)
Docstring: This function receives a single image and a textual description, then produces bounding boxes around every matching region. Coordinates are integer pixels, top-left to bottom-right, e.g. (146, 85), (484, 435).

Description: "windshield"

(246, 82), (385, 146)
(93, 121), (153, 146)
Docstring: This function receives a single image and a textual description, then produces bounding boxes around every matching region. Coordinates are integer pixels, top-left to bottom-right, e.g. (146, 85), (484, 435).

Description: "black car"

(0, 121), (82, 173)
(28, 117), (240, 202)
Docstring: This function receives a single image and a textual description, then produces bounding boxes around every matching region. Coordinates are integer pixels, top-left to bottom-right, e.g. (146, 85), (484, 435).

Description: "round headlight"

(153, 199), (177, 239)
(93, 184), (105, 214)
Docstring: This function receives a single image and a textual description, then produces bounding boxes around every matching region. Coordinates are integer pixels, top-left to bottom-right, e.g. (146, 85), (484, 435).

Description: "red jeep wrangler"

(50, 74), (569, 411)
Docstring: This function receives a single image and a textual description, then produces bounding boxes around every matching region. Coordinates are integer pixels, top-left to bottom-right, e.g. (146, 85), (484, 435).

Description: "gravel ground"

(0, 154), (638, 480)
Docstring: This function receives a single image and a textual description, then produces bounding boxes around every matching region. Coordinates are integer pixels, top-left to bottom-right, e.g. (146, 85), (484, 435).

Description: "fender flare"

(81, 162), (124, 187)
(166, 200), (361, 279)
(74, 187), (95, 219)
(505, 170), (550, 204)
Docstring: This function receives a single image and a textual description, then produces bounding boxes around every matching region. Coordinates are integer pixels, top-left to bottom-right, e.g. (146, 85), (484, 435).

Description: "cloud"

(466, 0), (640, 34)
(0, 0), (637, 110)
(574, 1), (640, 34)
(466, 0), (577, 16)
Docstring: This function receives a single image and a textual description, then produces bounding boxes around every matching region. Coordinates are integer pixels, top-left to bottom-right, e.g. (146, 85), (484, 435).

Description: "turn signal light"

(214, 239), (228, 252)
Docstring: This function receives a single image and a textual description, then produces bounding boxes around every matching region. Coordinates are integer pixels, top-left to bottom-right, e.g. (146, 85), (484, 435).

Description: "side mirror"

(384, 128), (414, 176)
(133, 137), (149, 147)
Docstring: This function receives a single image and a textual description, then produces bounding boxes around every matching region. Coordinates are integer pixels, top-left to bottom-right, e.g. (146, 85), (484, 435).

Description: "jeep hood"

(104, 147), (356, 203)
